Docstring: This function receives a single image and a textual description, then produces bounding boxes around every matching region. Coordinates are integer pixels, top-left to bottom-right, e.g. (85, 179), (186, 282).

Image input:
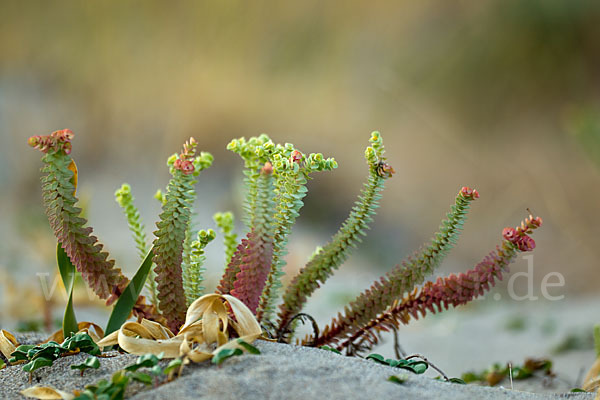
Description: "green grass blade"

(105, 248), (154, 335)
(594, 324), (600, 357)
(57, 242), (78, 338)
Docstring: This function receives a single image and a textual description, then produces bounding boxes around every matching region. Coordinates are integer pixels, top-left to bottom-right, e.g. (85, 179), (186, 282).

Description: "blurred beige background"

(1, 1), (600, 328)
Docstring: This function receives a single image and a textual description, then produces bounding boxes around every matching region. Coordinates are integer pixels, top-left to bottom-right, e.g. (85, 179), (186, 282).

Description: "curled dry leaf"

(97, 294), (262, 363)
(0, 329), (19, 360)
(583, 358), (600, 392)
(44, 322), (105, 345)
(17, 295), (260, 400)
(19, 386), (74, 400)
(582, 378), (599, 395)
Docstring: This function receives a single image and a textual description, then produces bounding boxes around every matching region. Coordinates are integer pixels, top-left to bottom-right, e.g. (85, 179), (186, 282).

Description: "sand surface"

(1, 335), (596, 400)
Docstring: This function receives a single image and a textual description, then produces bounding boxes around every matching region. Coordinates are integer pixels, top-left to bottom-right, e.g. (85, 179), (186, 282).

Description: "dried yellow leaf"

(19, 386), (73, 400)
(7, 295), (261, 400)
(97, 293), (262, 363)
(67, 159), (78, 196)
(584, 358), (600, 392)
(45, 322), (105, 344)
(0, 329), (19, 359)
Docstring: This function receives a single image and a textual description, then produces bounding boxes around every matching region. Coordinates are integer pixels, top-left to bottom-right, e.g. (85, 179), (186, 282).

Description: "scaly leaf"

(70, 357), (100, 375)
(211, 348), (243, 365)
(62, 333), (100, 356)
(236, 339), (260, 354)
(129, 372), (153, 385)
(23, 357), (54, 373)
(125, 353), (163, 372)
(163, 358), (183, 375)
(319, 346), (341, 355)
(9, 344), (35, 363)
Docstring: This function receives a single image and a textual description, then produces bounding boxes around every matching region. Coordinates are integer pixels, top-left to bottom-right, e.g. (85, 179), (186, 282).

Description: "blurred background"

(0, 0), (599, 384)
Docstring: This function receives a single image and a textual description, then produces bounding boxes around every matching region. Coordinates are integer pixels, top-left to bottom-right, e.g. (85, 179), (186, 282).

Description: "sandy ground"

(301, 294), (599, 393)
(369, 296), (598, 392)
(1, 290), (597, 398)
(0, 338), (595, 400)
